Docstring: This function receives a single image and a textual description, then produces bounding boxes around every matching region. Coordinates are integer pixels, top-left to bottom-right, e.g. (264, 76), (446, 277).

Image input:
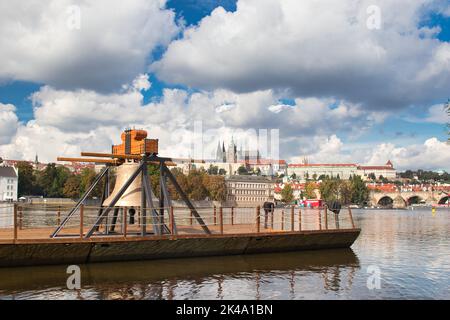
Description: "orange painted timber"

(57, 157), (119, 164)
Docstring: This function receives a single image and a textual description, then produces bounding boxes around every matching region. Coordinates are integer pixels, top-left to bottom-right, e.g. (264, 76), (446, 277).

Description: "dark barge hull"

(0, 229), (360, 267)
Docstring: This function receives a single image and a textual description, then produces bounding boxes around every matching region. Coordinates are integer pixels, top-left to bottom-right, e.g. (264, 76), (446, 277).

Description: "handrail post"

(348, 207), (355, 229)
(291, 206), (294, 231)
(231, 207), (234, 225)
(13, 204), (18, 242)
(123, 207), (128, 238)
(57, 206), (61, 226)
(256, 206), (260, 233)
(298, 208), (302, 231)
(170, 206), (175, 235)
(281, 210), (285, 231)
(324, 206), (328, 230)
(80, 204), (84, 239)
(219, 207), (223, 235)
(318, 208), (322, 230)
(271, 208), (274, 229)
(19, 208), (23, 230)
(213, 205), (217, 225)
(190, 209), (193, 226)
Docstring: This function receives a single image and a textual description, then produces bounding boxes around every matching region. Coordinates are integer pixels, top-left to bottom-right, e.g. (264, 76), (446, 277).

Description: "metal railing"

(0, 204), (357, 241)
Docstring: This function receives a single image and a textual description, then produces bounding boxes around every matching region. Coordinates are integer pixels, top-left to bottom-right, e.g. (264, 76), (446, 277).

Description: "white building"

(0, 166), (18, 202)
(287, 160), (397, 181)
(356, 161), (397, 180)
(287, 163), (358, 180)
(225, 175), (276, 207)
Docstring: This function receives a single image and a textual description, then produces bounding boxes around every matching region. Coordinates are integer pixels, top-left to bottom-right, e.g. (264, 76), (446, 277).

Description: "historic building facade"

(287, 161), (397, 181)
(0, 166), (18, 202)
(225, 175), (276, 207)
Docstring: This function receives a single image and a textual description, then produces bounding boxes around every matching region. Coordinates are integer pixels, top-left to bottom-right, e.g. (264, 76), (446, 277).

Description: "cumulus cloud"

(365, 138), (450, 171)
(0, 73), (383, 163)
(154, 0), (450, 110)
(0, 0), (178, 91)
(424, 103), (449, 124)
(290, 134), (450, 171)
(0, 103), (19, 145)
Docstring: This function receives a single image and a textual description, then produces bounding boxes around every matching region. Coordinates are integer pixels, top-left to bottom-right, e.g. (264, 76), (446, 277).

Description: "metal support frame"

(51, 166), (110, 238)
(52, 155), (210, 239)
(160, 166), (176, 234)
(96, 169), (110, 232)
(161, 164), (211, 235)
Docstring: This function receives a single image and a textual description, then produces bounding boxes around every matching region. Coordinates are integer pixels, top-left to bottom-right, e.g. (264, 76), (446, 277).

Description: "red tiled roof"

(240, 159), (287, 165)
(288, 163), (357, 168)
(358, 166), (395, 170)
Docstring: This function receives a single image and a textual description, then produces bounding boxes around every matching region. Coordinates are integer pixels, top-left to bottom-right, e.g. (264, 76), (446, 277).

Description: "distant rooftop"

(225, 175), (277, 182)
(289, 163), (357, 168)
(0, 166), (18, 178)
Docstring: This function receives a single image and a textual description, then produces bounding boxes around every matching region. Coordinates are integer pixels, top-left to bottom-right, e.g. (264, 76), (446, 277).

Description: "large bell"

(103, 162), (158, 207)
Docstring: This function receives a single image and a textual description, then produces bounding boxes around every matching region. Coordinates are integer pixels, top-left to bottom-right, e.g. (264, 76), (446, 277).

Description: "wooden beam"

(81, 152), (142, 160)
(57, 157), (119, 164)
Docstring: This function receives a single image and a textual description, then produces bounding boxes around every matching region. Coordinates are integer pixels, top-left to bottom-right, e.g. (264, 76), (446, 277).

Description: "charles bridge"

(370, 190), (449, 208)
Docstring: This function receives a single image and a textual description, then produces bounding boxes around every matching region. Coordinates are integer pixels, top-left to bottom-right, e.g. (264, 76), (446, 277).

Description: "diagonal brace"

(162, 164), (211, 235)
(51, 166), (110, 238)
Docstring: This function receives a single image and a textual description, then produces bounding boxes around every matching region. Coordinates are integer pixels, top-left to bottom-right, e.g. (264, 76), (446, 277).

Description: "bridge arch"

(406, 195), (424, 205)
(438, 196), (449, 205)
(378, 196), (394, 208)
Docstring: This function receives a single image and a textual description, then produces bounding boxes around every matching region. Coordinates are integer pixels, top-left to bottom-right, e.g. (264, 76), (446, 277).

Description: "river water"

(0, 208), (449, 300)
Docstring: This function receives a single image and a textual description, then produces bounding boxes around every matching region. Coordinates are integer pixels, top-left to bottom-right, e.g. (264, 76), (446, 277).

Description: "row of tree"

(17, 162), (227, 202)
(399, 170), (450, 183)
(17, 162), (104, 198)
(280, 175), (370, 206)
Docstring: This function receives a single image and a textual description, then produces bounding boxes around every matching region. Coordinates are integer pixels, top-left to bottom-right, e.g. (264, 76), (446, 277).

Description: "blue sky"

(0, 0), (449, 170)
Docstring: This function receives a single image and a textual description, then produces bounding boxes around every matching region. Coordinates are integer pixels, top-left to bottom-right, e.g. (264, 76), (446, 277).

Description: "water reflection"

(1, 208), (449, 299)
(0, 249), (359, 300)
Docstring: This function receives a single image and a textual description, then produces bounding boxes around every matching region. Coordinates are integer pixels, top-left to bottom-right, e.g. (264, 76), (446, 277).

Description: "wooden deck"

(0, 224), (284, 244)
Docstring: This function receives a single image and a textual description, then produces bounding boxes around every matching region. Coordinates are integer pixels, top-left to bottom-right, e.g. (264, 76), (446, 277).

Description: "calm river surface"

(0, 208), (449, 300)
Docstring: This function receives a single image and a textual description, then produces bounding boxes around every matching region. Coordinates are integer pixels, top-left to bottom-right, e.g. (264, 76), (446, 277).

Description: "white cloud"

(365, 138), (450, 171)
(424, 103), (449, 124)
(154, 0), (450, 110)
(1, 74), (448, 171)
(0, 103), (19, 144)
(0, 0), (178, 91)
(0, 74), (381, 163)
(289, 135), (450, 171)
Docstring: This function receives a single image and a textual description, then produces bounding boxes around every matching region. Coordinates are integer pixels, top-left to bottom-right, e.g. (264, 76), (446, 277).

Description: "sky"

(0, 0), (449, 171)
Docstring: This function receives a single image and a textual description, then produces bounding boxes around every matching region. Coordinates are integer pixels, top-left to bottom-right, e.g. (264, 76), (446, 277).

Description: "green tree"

(207, 165), (219, 175)
(17, 161), (36, 196)
(281, 184), (294, 203)
(237, 165), (249, 175)
(319, 178), (342, 203)
(203, 175), (226, 201)
(37, 164), (71, 197)
(63, 175), (81, 198)
(218, 168), (227, 175)
(304, 182), (317, 199)
(79, 168), (104, 198)
(350, 175), (369, 206)
(187, 169), (209, 200)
